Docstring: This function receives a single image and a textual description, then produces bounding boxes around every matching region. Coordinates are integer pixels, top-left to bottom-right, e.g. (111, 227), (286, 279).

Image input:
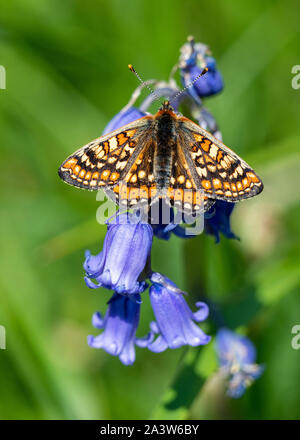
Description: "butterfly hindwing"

(58, 116), (152, 190)
(179, 117), (263, 202)
(165, 145), (214, 214)
(105, 140), (158, 209)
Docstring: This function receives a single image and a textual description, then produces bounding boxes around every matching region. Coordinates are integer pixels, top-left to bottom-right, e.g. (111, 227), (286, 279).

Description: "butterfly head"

(159, 100), (173, 112)
(155, 100), (177, 119)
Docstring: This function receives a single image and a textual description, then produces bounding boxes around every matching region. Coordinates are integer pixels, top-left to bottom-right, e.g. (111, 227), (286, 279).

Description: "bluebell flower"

(194, 107), (222, 140)
(84, 213), (152, 295)
(179, 37), (223, 101)
(149, 202), (189, 240)
(88, 293), (151, 366)
(204, 200), (238, 243)
(102, 106), (146, 135)
(215, 328), (264, 398)
(152, 222), (189, 240)
(145, 273), (211, 352)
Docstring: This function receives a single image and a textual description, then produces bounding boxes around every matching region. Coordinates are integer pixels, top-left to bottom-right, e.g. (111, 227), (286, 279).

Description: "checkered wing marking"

(58, 116), (152, 190)
(105, 140), (158, 209)
(166, 147), (215, 215)
(179, 118), (263, 202)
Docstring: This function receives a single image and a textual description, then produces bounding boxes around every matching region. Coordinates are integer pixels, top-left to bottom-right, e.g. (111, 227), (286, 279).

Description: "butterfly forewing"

(179, 117), (263, 202)
(58, 116), (152, 190)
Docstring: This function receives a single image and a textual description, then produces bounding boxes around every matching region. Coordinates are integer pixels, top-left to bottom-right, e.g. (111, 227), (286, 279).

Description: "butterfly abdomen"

(154, 112), (177, 190)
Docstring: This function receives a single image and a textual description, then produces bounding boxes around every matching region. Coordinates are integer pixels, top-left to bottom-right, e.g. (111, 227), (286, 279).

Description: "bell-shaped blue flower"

(88, 293), (150, 365)
(195, 107), (222, 140)
(181, 63), (223, 101)
(102, 106), (146, 135)
(215, 328), (264, 398)
(150, 202), (189, 240)
(152, 222), (189, 240)
(146, 273), (211, 352)
(179, 38), (223, 101)
(84, 213), (152, 295)
(204, 200), (238, 243)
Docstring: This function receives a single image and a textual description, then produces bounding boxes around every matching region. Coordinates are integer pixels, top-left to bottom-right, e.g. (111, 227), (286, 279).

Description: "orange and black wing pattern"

(107, 140), (214, 215)
(58, 117), (152, 190)
(166, 146), (215, 215)
(105, 140), (158, 209)
(179, 118), (263, 202)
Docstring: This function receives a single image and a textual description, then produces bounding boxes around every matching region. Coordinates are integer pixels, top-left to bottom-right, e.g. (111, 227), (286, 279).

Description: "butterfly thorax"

(153, 106), (177, 191)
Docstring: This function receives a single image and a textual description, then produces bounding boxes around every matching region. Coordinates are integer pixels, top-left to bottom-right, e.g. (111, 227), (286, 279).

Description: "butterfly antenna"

(128, 64), (160, 101)
(171, 67), (208, 102)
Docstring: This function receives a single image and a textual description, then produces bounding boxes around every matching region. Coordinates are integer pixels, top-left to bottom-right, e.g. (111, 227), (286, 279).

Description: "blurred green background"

(0, 0), (300, 420)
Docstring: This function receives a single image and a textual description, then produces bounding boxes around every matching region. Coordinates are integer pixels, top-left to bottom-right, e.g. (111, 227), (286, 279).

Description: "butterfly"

(58, 100), (263, 215)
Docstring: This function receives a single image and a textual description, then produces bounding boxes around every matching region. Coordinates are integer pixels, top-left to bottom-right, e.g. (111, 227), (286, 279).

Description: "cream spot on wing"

(199, 167), (207, 177)
(109, 137), (118, 150)
(225, 156), (233, 166)
(120, 150), (127, 160)
(207, 164), (216, 173)
(126, 129), (136, 137)
(209, 144), (218, 160)
(116, 161), (127, 170)
(186, 179), (192, 189)
(236, 165), (244, 175)
(191, 152), (200, 160)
